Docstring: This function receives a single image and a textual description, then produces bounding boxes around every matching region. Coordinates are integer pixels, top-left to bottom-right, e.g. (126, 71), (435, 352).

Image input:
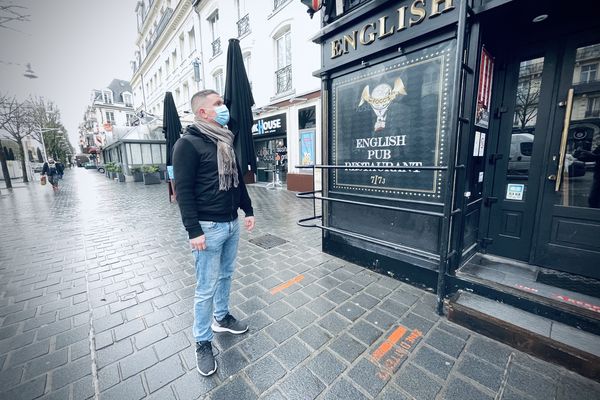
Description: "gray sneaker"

(211, 314), (248, 334)
(196, 341), (217, 376)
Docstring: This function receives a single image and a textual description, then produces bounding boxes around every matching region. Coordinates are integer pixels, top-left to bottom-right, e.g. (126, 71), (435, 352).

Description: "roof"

(107, 79), (133, 103)
(103, 122), (165, 149)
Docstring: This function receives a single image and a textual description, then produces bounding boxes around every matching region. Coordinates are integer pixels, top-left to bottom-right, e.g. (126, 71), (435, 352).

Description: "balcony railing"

(211, 37), (221, 57)
(146, 8), (174, 55)
(275, 65), (292, 94)
(237, 14), (250, 38)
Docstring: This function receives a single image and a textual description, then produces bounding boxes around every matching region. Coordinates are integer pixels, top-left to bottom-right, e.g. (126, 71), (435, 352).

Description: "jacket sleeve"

(42, 163), (48, 175)
(237, 164), (254, 217)
(173, 138), (204, 239)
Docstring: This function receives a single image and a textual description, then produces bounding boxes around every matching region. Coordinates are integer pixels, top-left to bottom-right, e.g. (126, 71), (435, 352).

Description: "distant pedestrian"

(173, 89), (255, 377)
(42, 158), (64, 193)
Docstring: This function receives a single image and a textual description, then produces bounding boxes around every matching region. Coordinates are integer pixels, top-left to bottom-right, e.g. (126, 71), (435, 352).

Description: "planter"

(117, 173), (126, 182)
(143, 172), (161, 185)
(132, 172), (143, 182)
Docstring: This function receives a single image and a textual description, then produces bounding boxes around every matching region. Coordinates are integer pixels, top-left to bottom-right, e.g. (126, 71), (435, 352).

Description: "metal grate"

(249, 234), (288, 250)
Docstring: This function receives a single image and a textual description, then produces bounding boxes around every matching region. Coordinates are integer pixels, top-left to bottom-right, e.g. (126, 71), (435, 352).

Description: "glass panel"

(151, 144), (162, 164)
(130, 143), (143, 164)
(558, 43), (600, 208)
(505, 57), (544, 201)
(141, 144), (152, 165)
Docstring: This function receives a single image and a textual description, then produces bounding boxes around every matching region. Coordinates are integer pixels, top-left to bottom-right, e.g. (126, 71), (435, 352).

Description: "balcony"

(211, 37), (221, 57)
(146, 8), (174, 56)
(275, 65), (292, 94)
(237, 14), (250, 38)
(273, 0), (289, 11)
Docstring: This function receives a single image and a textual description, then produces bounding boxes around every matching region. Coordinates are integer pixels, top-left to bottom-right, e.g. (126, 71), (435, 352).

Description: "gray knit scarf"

(194, 119), (239, 191)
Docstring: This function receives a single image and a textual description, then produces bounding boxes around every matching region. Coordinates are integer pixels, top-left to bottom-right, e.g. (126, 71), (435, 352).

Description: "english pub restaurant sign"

(327, 0), (456, 61)
(332, 41), (456, 200)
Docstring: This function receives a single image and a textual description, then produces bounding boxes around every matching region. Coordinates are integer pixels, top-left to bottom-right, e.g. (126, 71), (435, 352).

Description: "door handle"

(555, 88), (574, 192)
(548, 174), (556, 181)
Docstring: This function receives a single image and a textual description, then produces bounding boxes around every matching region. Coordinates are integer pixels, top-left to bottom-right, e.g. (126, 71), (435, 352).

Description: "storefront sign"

(252, 113), (287, 136)
(328, 0), (455, 60)
(300, 129), (316, 166)
(332, 41), (456, 199)
(506, 184), (525, 200)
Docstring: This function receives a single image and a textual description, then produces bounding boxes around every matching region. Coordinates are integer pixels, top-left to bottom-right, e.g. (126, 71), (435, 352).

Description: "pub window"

(580, 63), (598, 84)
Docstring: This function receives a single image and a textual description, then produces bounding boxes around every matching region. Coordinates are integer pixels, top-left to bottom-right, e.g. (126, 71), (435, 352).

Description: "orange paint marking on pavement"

(372, 325), (408, 361)
(270, 274), (304, 294)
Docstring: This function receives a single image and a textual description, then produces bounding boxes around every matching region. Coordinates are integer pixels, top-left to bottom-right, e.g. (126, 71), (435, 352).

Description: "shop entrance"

(482, 30), (600, 279)
(255, 137), (287, 184)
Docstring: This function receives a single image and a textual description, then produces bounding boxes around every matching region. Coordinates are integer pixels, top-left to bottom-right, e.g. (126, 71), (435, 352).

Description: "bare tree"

(0, 95), (36, 182)
(0, 93), (13, 188)
(0, 1), (29, 31)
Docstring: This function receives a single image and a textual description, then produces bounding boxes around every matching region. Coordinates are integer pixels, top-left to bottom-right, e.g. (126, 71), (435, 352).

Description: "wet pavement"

(1, 168), (599, 400)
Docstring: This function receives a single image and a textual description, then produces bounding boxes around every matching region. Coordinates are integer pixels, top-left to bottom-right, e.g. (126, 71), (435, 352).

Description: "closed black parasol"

(224, 38), (256, 179)
(162, 91), (182, 201)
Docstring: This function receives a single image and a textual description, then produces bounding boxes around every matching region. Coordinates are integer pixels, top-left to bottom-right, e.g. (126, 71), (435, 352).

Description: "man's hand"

(190, 235), (207, 251)
(244, 216), (255, 232)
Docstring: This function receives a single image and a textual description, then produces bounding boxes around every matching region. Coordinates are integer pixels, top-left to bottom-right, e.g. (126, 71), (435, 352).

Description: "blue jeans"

(193, 219), (240, 342)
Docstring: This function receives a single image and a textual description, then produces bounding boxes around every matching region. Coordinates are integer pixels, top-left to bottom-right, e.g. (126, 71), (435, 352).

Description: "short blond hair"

(191, 89), (219, 115)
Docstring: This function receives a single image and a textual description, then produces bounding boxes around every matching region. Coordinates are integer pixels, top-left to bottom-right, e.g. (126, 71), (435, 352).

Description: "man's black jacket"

(172, 124), (253, 239)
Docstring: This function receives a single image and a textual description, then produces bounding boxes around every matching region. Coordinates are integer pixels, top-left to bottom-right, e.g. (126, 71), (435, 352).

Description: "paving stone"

(265, 318), (299, 344)
(96, 339), (133, 368)
(120, 346), (159, 379)
(302, 283), (327, 298)
(443, 376), (494, 400)
(298, 324), (332, 350)
(56, 324), (89, 349)
(132, 323), (168, 349)
(0, 324), (19, 341)
(94, 330), (114, 350)
(0, 375), (46, 400)
(506, 363), (557, 400)
(322, 377), (369, 400)
(395, 364), (441, 400)
(264, 301), (294, 320)
(412, 345), (455, 379)
(23, 348), (68, 380)
(555, 375), (600, 400)
(318, 312), (352, 333)
(364, 309), (397, 332)
(215, 347), (248, 378)
(171, 371), (217, 400)
(437, 321), (471, 341)
(286, 307), (317, 330)
(348, 320), (384, 346)
(38, 385), (70, 400)
(51, 354), (92, 389)
(239, 331), (277, 362)
(144, 308), (174, 327)
(73, 375), (95, 400)
(351, 292), (380, 310)
(466, 336), (513, 368)
(426, 328), (467, 359)
(399, 312), (435, 335)
(0, 366), (24, 392)
(145, 354), (186, 393)
(124, 302), (154, 321)
(70, 338), (91, 360)
(283, 291), (312, 308)
(238, 297), (269, 316)
(22, 312), (57, 331)
(457, 353), (503, 391)
(93, 313), (124, 333)
(324, 288), (352, 305)
(101, 375), (147, 400)
(307, 297), (336, 314)
(245, 355), (287, 393)
(153, 331), (190, 361)
(307, 350), (347, 385)
(328, 333), (367, 363)
(98, 363), (120, 392)
(272, 336), (311, 370)
(335, 301), (367, 321)
(148, 385), (177, 400)
(378, 386), (412, 400)
(210, 375), (257, 400)
(260, 389), (286, 400)
(277, 366), (326, 400)
(9, 339), (50, 366)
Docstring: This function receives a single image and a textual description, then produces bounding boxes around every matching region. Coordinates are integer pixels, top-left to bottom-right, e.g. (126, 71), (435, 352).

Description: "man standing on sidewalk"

(173, 89), (255, 376)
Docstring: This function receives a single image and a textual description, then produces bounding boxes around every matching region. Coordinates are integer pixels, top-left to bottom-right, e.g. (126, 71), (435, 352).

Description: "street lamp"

(23, 63), (38, 79)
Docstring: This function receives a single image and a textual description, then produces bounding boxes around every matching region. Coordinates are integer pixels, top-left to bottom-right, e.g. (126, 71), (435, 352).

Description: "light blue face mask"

(214, 104), (230, 126)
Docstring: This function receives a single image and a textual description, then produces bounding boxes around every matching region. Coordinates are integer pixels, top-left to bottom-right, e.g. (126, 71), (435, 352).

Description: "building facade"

(79, 79), (135, 159)
(129, 0), (323, 190)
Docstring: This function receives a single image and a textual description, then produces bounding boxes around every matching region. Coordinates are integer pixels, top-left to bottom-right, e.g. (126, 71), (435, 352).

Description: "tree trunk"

(0, 144), (12, 189)
(18, 140), (29, 183)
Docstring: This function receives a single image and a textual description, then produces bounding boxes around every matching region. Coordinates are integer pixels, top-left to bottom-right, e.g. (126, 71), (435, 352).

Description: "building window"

(580, 63), (598, 84)
(188, 28), (196, 55)
(208, 10), (220, 57)
(243, 52), (251, 84)
(172, 49), (178, 68)
(586, 96), (600, 118)
(273, 0), (290, 11)
(105, 111), (115, 124)
(179, 33), (185, 61)
(236, 0), (250, 37)
(213, 70), (224, 94)
(126, 113), (136, 126)
(183, 82), (190, 103)
(165, 58), (170, 73)
(102, 90), (113, 104)
(275, 29), (292, 94)
(123, 93), (133, 107)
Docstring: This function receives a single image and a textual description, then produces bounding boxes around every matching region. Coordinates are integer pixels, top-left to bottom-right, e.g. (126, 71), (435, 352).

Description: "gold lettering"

(409, 0), (426, 27)
(359, 23), (377, 45)
(431, 0), (455, 17)
(378, 16), (394, 39)
(343, 31), (358, 53)
(397, 6), (407, 31)
(331, 39), (344, 59)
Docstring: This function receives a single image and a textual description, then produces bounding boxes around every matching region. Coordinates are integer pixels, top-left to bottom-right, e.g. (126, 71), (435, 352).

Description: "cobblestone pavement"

(1, 168), (599, 400)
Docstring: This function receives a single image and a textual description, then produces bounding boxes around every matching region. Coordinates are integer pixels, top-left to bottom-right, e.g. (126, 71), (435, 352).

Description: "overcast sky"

(0, 0), (138, 149)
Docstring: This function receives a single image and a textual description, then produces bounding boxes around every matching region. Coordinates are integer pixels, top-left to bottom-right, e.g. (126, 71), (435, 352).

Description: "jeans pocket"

(199, 221), (217, 230)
